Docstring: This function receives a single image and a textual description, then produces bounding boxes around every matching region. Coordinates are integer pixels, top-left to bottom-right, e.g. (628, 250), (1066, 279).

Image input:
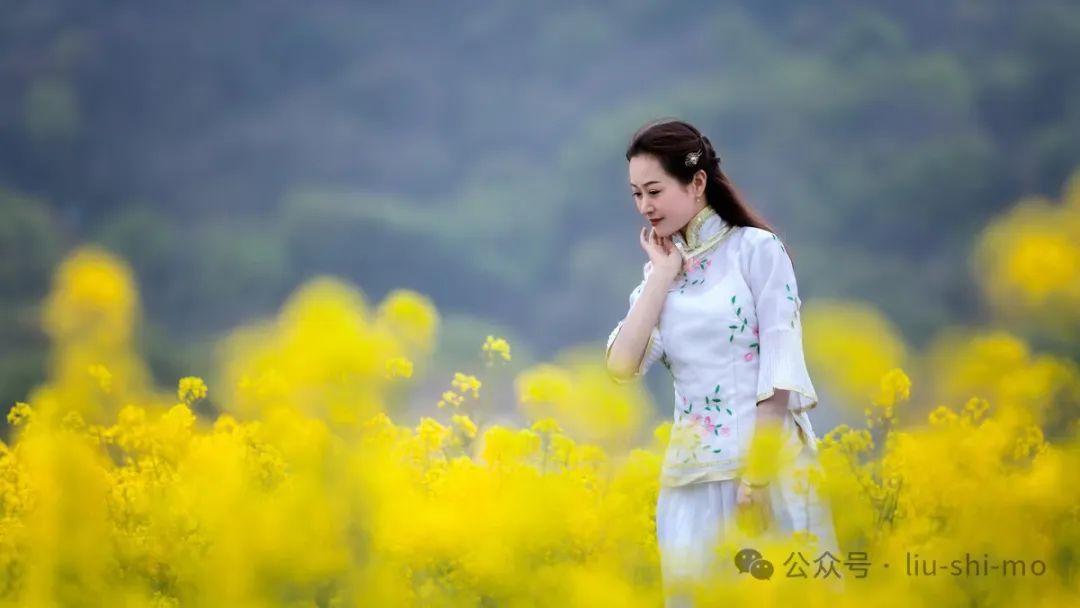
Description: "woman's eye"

(649, 190), (661, 196)
(632, 192), (642, 198)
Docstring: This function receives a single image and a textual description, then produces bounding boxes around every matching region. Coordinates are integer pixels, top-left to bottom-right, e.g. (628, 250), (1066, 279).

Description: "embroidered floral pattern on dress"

(785, 283), (799, 328)
(764, 234), (801, 328)
(748, 324), (760, 359)
(674, 417), (725, 463)
(678, 384), (732, 417)
(675, 384), (736, 461)
(727, 294), (750, 343)
(671, 255), (713, 294)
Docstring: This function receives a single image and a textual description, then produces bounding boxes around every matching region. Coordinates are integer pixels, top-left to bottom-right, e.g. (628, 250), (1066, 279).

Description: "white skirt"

(655, 441), (840, 604)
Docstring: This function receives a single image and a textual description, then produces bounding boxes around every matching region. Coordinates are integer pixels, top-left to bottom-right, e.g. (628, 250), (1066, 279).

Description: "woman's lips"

(649, 218), (663, 226)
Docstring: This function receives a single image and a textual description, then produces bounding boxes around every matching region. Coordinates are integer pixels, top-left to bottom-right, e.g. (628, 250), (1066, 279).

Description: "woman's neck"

(679, 203), (712, 242)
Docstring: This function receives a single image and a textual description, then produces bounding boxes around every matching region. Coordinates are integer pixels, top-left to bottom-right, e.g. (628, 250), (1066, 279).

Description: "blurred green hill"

(2, 0), (1079, 404)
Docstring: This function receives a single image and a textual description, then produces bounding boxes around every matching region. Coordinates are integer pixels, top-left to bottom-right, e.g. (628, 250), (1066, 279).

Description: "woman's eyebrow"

(631, 180), (661, 188)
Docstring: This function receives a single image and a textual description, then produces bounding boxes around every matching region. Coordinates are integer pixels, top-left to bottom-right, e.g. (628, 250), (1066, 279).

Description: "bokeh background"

(4, 0), (1079, 407)
(1, 1), (1080, 606)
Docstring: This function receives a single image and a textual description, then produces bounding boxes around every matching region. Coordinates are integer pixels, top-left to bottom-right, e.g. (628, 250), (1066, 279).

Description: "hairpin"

(684, 150), (702, 167)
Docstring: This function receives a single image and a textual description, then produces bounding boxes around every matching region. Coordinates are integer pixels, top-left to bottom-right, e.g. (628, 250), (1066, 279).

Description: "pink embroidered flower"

(752, 324), (759, 337)
(683, 256), (698, 272)
(744, 352), (754, 362)
(702, 416), (716, 433)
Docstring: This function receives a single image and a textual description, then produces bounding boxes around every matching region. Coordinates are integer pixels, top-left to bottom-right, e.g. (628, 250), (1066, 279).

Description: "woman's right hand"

(640, 226), (684, 280)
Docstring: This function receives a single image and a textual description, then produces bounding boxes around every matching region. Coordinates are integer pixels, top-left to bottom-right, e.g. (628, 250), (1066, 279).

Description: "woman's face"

(628, 154), (706, 238)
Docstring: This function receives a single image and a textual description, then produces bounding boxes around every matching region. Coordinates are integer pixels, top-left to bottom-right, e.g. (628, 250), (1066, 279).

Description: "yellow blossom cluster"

(436, 371), (482, 410)
(481, 334), (512, 364)
(215, 276), (439, 425)
(384, 356), (414, 379)
(974, 167), (1080, 333)
(177, 376), (208, 404)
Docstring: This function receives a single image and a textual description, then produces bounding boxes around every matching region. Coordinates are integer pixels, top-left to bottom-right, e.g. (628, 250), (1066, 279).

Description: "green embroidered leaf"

(728, 324), (738, 329)
(730, 295), (736, 304)
(726, 408), (733, 415)
(714, 384), (720, 393)
(713, 448), (723, 453)
(728, 335), (734, 342)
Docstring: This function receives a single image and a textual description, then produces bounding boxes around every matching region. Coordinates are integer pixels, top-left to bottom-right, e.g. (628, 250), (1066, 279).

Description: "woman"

(605, 119), (839, 603)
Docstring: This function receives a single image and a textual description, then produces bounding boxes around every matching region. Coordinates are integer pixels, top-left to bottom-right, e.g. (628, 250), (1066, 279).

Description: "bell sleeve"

(605, 263), (665, 384)
(745, 231), (818, 413)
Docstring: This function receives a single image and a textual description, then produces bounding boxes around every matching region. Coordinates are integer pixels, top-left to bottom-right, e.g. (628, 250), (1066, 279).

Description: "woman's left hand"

(735, 480), (772, 533)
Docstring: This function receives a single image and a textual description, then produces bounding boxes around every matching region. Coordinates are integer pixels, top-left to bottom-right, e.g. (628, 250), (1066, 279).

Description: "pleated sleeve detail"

(744, 230), (818, 413)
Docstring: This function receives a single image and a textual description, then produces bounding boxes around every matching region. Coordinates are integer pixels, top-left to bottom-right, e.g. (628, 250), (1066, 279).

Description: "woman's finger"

(736, 486), (750, 508)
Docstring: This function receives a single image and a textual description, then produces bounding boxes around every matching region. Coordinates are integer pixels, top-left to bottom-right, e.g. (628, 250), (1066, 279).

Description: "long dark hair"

(625, 118), (775, 234)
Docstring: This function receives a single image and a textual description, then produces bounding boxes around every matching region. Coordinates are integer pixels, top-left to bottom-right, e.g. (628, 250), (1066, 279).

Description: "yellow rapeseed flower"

(451, 414), (478, 439)
(437, 390), (464, 409)
(802, 300), (908, 412)
(741, 422), (787, 484)
(376, 289), (439, 352)
(870, 368), (911, 422)
(928, 405), (959, 427)
(177, 376), (208, 403)
(384, 356), (414, 379)
(874, 368), (911, 408)
(87, 364), (113, 393)
(481, 335), (511, 363)
(7, 402), (32, 427)
(42, 246), (139, 345)
(962, 396), (991, 422)
(60, 410), (86, 431)
(451, 372), (481, 398)
(973, 169), (1080, 323)
(416, 417), (451, 452)
(529, 417), (563, 435)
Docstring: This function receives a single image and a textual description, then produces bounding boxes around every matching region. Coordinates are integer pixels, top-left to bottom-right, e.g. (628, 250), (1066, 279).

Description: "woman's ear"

(693, 169), (707, 197)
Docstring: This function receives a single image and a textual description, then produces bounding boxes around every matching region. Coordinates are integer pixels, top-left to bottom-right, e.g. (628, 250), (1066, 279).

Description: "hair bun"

(701, 135), (721, 166)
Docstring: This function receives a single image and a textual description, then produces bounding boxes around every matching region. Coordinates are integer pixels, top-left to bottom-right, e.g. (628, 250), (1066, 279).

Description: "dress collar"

(671, 205), (735, 260)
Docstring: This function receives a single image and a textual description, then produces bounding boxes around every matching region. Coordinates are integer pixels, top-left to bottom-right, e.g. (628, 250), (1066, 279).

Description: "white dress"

(605, 206), (839, 603)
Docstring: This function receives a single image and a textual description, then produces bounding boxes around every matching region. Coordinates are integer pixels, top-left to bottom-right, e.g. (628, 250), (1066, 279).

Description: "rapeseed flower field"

(1, 170), (1079, 606)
